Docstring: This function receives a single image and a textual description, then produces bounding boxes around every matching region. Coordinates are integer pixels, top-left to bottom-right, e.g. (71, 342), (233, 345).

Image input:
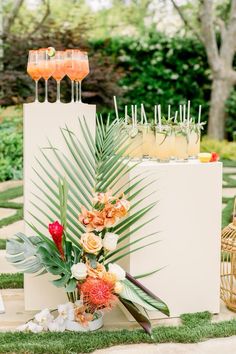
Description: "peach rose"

(87, 262), (106, 278)
(80, 233), (102, 254)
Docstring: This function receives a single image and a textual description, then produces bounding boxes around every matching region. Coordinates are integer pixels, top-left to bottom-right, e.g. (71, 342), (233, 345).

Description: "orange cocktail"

(27, 50), (41, 102)
(51, 51), (66, 102)
(65, 50), (79, 102)
(74, 50), (89, 102)
(37, 49), (55, 102)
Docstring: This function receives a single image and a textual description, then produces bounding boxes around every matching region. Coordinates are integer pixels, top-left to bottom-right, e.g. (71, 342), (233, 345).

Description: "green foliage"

(201, 137), (236, 160)
(1, 311), (236, 353)
(226, 90), (236, 139)
(0, 107), (23, 181)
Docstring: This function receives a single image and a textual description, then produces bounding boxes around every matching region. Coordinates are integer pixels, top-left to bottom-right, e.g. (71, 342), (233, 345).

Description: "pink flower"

(48, 221), (65, 260)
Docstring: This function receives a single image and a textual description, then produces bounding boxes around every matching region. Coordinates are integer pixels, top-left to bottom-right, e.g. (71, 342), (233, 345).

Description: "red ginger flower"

(79, 277), (118, 312)
(48, 221), (65, 260)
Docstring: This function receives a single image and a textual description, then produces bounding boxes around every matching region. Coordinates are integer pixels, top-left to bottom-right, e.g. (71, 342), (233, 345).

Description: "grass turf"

(0, 312), (235, 353)
(0, 273), (23, 289)
(0, 185), (23, 201)
(0, 239), (6, 249)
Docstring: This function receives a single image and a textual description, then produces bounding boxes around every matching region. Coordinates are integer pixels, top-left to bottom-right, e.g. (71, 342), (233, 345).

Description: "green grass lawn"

(0, 273), (23, 289)
(0, 312), (235, 354)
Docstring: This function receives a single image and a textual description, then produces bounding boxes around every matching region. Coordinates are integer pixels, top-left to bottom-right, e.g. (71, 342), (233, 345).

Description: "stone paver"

(94, 337), (236, 354)
(223, 167), (236, 174)
(0, 250), (18, 274)
(0, 180), (23, 193)
(0, 220), (24, 240)
(222, 188), (236, 198)
(10, 196), (24, 203)
(0, 208), (16, 220)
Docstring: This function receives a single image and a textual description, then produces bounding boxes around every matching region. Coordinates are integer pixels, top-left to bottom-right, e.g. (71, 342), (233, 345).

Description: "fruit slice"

(47, 47), (56, 57)
(198, 153), (212, 163)
(210, 152), (220, 162)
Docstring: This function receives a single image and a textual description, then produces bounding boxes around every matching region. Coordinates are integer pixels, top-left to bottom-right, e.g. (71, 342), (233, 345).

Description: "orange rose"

(80, 233), (102, 254)
(87, 262), (106, 278)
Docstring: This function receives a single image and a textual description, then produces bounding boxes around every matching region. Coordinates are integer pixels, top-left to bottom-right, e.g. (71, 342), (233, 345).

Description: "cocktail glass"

(173, 125), (188, 162)
(188, 124), (201, 158)
(38, 48), (55, 102)
(51, 51), (66, 102)
(27, 50), (41, 102)
(154, 125), (174, 162)
(74, 50), (89, 103)
(141, 124), (155, 159)
(65, 49), (77, 102)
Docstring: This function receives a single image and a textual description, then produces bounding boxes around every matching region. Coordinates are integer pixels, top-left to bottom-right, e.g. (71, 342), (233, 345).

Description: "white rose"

(71, 262), (87, 280)
(108, 263), (126, 281)
(103, 233), (119, 251)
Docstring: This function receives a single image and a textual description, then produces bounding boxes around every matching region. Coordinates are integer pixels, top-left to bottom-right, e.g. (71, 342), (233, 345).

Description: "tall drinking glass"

(51, 51), (66, 102)
(141, 124), (155, 159)
(38, 48), (55, 102)
(74, 50), (90, 102)
(187, 124), (201, 158)
(27, 50), (41, 102)
(174, 125), (188, 162)
(154, 125), (174, 162)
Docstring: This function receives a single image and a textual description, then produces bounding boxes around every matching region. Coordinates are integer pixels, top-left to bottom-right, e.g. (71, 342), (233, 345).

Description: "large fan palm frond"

(27, 115), (158, 261)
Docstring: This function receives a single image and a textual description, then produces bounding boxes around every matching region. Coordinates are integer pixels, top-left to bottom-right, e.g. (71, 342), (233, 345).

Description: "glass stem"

(71, 81), (74, 102)
(75, 81), (79, 102)
(79, 81), (82, 102)
(56, 81), (60, 102)
(35, 80), (39, 102)
(45, 80), (48, 102)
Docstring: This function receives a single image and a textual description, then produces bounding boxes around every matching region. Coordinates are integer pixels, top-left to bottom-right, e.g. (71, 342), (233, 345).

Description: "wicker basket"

(221, 198), (236, 311)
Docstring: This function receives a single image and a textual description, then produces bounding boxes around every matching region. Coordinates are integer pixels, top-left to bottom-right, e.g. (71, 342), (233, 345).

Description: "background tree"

(171, 0), (236, 140)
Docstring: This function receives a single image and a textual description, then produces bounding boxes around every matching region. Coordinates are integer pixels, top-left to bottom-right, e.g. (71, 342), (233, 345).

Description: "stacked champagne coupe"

(119, 100), (204, 162)
(27, 48), (90, 102)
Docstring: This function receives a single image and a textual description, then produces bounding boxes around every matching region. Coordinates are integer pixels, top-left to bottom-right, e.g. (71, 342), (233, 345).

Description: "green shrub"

(201, 137), (236, 160)
(0, 106), (23, 181)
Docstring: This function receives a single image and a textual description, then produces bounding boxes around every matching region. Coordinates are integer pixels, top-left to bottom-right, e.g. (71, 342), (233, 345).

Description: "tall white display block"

(23, 102), (96, 311)
(120, 161), (222, 319)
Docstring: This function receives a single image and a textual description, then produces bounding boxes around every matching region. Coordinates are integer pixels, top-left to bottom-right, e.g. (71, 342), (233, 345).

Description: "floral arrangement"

(7, 116), (169, 335)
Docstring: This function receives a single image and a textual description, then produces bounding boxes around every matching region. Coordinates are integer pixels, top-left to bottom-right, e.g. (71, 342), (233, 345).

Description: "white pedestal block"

(121, 160), (222, 319)
(23, 102), (96, 310)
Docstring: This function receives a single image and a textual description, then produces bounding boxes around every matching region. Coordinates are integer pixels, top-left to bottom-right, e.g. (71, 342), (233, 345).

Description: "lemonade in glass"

(174, 125), (188, 161)
(154, 125), (174, 162)
(188, 125), (201, 158)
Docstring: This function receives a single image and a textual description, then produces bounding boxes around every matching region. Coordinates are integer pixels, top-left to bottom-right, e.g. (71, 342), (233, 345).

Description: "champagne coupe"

(27, 50), (41, 102)
(74, 50), (90, 102)
(65, 49), (78, 102)
(51, 51), (66, 102)
(38, 48), (55, 102)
